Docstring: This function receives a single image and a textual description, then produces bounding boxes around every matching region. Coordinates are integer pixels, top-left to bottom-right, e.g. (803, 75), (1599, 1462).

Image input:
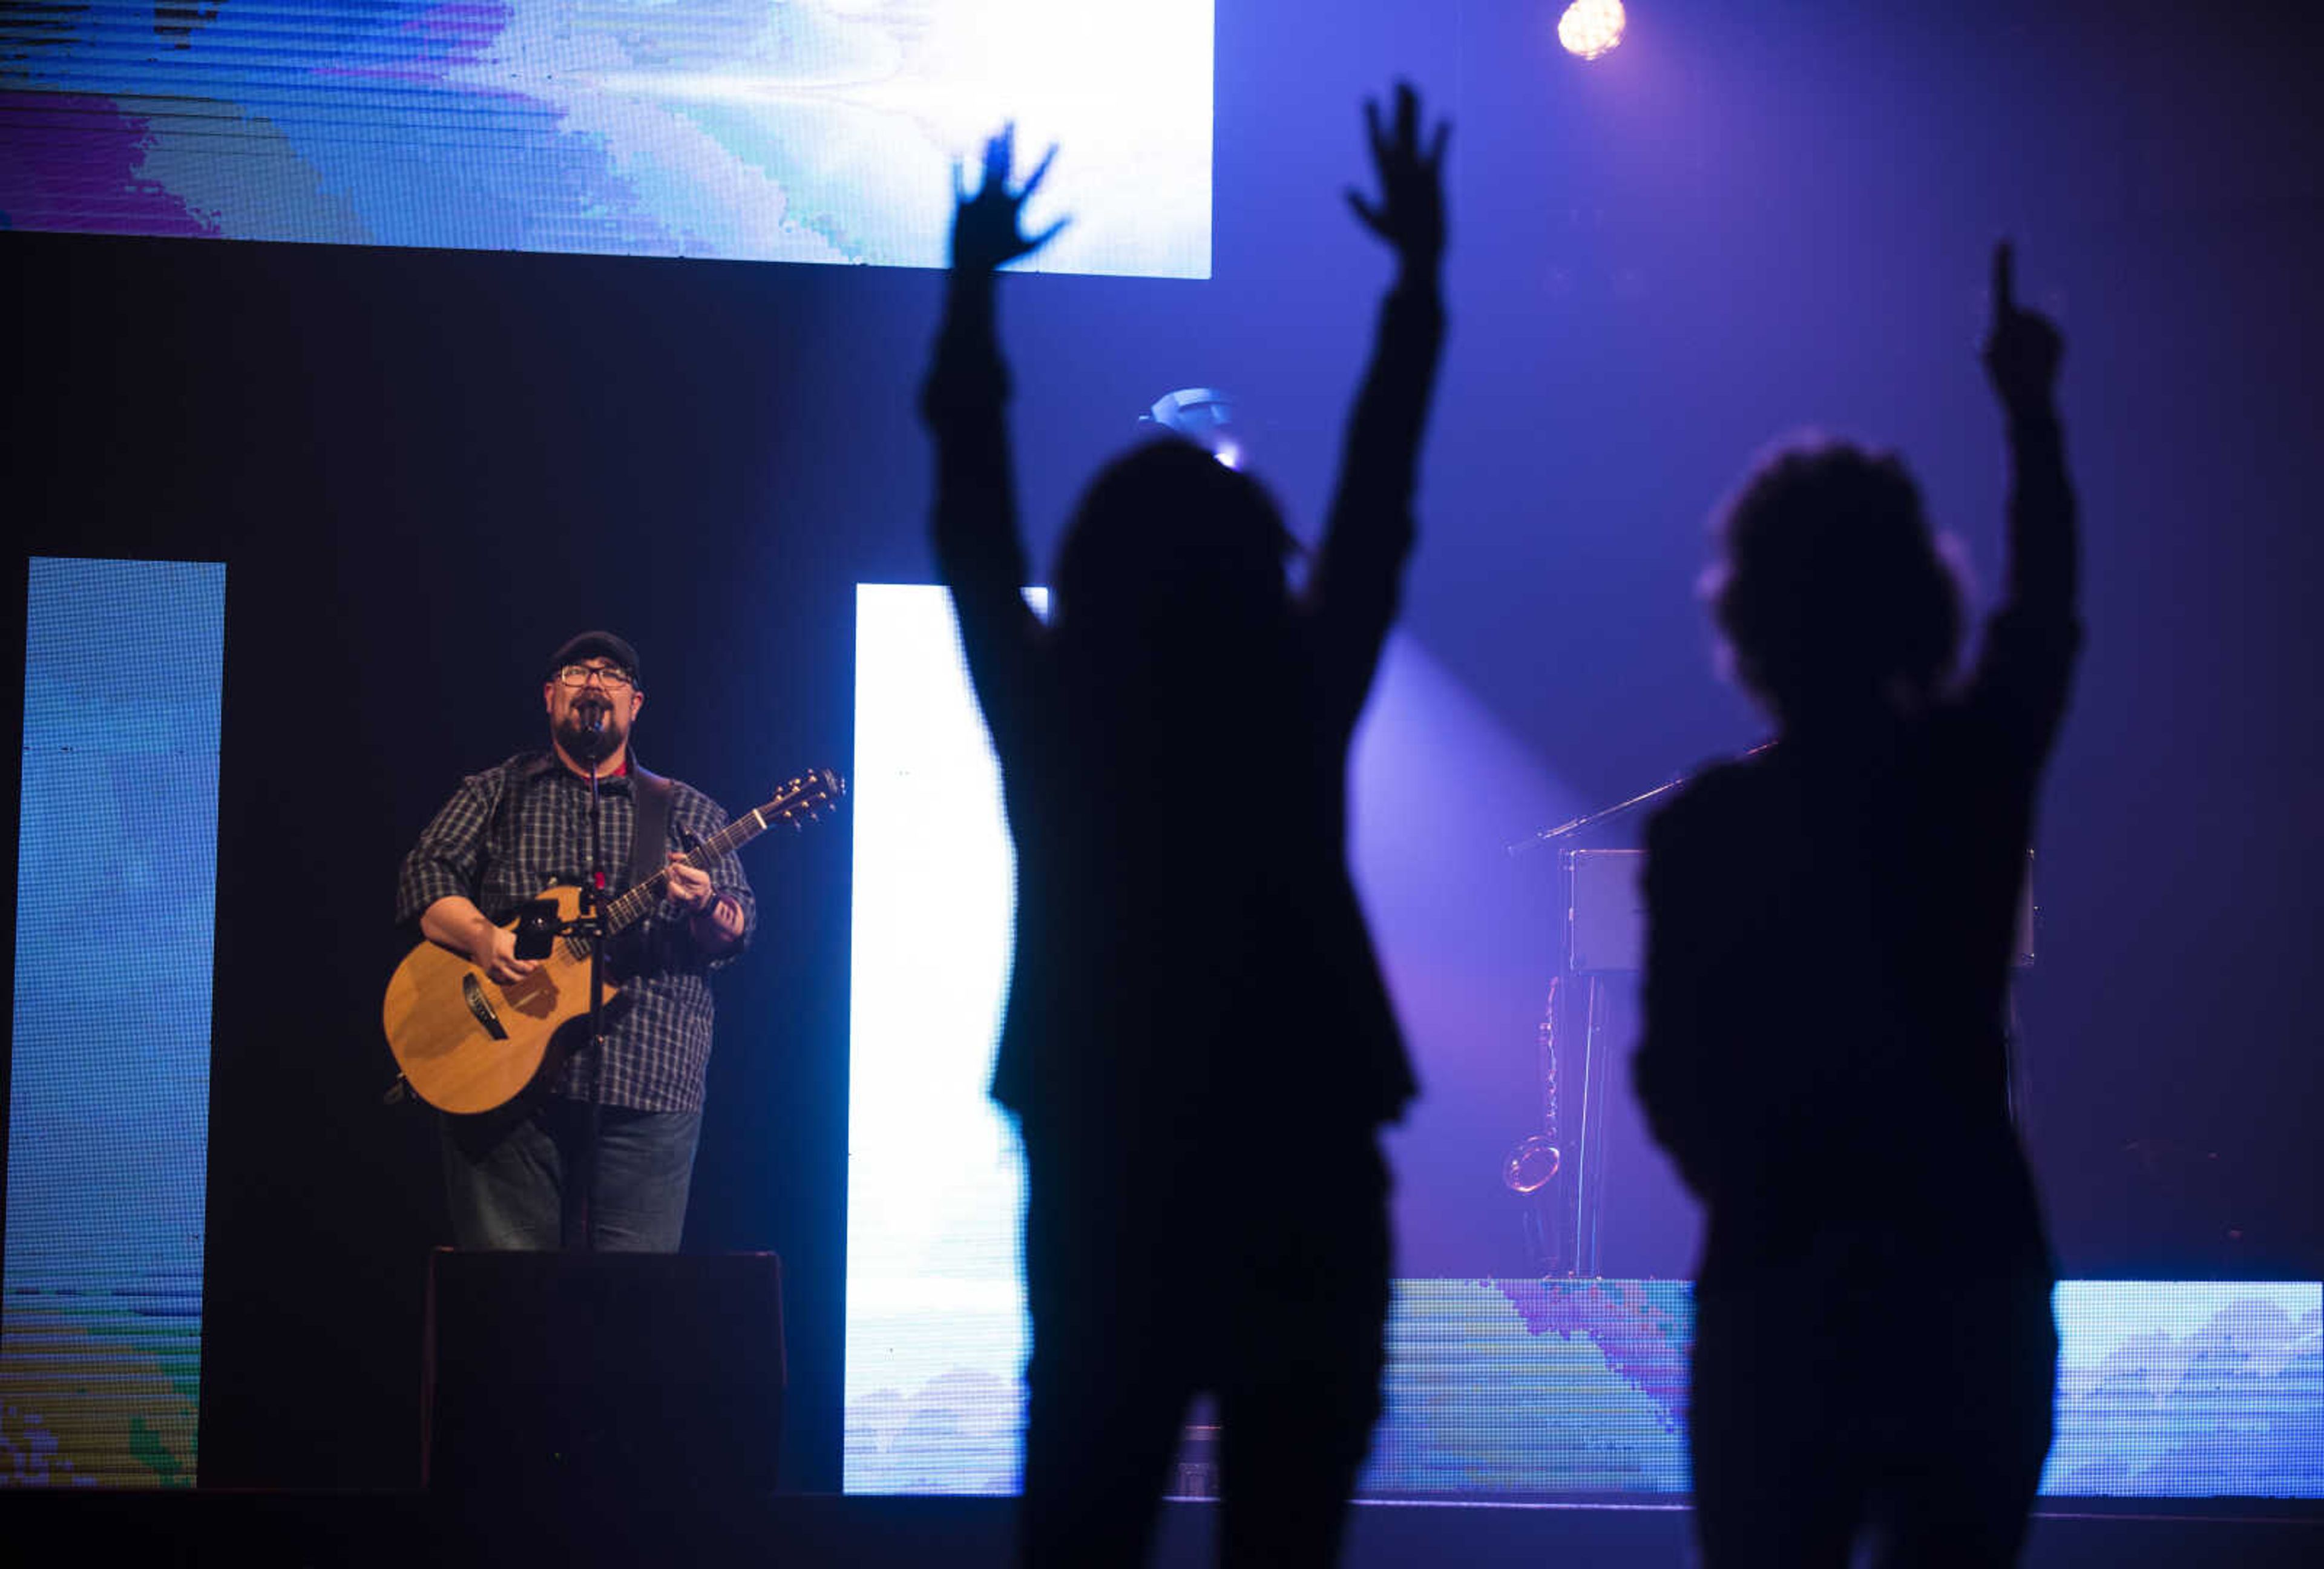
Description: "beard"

(554, 699), (627, 765)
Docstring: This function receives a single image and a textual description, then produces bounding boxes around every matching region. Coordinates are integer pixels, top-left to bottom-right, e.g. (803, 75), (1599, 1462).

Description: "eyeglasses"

(554, 663), (636, 690)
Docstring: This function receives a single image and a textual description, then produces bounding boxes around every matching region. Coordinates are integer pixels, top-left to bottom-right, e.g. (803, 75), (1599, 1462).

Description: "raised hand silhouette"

(921, 82), (1450, 1569)
(1345, 81), (1449, 268)
(950, 124), (1069, 275)
(1982, 242), (2064, 418)
(1639, 235), (2079, 1569)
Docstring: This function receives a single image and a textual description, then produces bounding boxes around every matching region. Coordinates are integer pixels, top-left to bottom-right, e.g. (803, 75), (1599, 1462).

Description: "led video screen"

(842, 584), (2324, 1501)
(0, 1), (1213, 278)
(4, 557), (226, 1487)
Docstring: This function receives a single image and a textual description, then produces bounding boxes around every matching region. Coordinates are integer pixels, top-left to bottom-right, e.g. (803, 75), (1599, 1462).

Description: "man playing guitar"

(393, 630), (755, 1251)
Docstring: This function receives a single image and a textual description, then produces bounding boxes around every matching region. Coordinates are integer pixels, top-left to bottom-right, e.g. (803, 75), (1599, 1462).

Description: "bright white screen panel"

(846, 583), (1043, 1493)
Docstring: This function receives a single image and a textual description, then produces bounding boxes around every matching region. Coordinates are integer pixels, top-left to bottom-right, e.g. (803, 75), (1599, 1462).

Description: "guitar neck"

(599, 798), (781, 935)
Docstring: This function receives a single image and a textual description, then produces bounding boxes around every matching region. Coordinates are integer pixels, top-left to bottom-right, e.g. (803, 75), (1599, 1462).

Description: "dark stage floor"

(6, 1490), (2319, 1567)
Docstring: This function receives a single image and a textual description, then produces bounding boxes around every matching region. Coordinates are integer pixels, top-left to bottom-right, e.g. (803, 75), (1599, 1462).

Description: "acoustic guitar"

(382, 768), (843, 1113)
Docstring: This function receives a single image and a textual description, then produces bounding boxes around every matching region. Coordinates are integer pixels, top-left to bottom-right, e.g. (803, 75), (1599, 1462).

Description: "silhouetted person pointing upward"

(921, 86), (1449, 1569)
(1635, 244), (2078, 1567)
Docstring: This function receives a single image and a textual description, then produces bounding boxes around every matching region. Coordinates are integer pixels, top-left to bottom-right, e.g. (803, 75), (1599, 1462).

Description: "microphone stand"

(1504, 742), (1776, 856)
(1500, 740), (1770, 1275)
(566, 709), (613, 1254)
(1504, 775), (1687, 857)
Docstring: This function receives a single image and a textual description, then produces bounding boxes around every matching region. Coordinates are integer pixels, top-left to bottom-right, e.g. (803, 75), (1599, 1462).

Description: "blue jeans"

(440, 1097), (702, 1252)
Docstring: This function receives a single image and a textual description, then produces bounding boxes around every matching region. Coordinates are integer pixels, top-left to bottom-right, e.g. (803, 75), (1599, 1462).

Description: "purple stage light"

(1558, 0), (1628, 61)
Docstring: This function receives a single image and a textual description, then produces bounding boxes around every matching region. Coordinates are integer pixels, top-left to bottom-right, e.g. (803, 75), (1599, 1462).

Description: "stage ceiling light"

(1141, 387), (1241, 467)
(1558, 0), (1627, 61)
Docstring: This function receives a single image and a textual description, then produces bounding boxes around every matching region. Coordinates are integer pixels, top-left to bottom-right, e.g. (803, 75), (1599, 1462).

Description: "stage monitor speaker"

(421, 1249), (786, 1500)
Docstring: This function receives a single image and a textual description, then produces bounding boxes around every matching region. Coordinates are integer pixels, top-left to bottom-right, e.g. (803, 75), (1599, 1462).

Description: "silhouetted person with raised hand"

(921, 85), (1448, 1569)
(1634, 244), (2076, 1567)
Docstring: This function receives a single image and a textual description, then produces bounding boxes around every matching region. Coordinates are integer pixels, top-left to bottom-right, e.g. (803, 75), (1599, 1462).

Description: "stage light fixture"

(1558, 0), (1627, 61)
(1141, 386), (1241, 467)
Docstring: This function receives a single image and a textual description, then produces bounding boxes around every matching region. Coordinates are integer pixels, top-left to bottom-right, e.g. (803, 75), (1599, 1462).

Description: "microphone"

(571, 697), (612, 764)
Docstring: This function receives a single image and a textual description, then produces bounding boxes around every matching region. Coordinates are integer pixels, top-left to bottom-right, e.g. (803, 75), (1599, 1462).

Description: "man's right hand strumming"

(422, 895), (538, 985)
(474, 924), (539, 986)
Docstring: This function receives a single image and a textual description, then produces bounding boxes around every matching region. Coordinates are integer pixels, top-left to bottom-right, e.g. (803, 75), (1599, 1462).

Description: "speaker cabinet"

(422, 1249), (786, 1500)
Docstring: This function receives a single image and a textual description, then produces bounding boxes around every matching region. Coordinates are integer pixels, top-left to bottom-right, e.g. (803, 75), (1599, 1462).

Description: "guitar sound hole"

(460, 973), (510, 1041)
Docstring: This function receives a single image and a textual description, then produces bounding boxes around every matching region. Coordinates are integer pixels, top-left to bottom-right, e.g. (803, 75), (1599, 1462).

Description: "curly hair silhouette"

(1705, 436), (1966, 727)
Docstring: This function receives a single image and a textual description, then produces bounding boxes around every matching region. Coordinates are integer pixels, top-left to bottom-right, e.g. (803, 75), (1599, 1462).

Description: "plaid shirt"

(395, 750), (757, 1112)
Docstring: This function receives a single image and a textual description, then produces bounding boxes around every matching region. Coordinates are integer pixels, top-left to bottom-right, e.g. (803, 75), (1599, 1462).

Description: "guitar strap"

(627, 763), (676, 893)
